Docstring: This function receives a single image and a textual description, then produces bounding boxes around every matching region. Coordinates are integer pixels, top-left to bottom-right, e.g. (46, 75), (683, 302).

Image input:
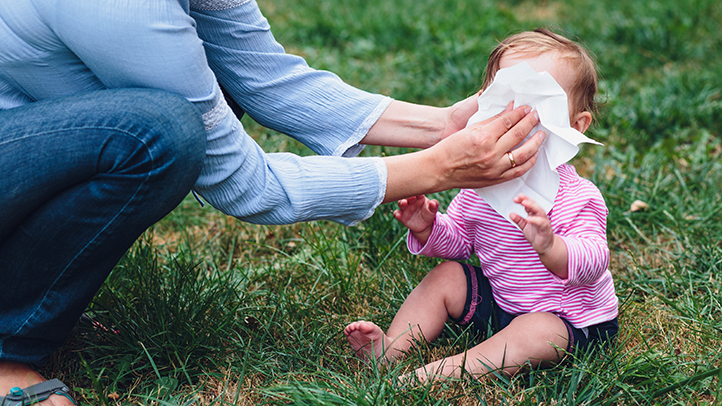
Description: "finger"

(514, 193), (545, 217)
(427, 200), (439, 217)
(498, 150), (539, 181)
(507, 130), (545, 168)
(510, 212), (526, 229)
(515, 196), (534, 216)
(519, 196), (545, 216)
(409, 197), (425, 210)
(498, 129), (544, 173)
(474, 105), (534, 142)
(495, 109), (542, 153)
(503, 100), (514, 113)
(451, 95), (481, 123)
(513, 193), (527, 204)
(411, 195), (428, 206)
(473, 100), (517, 129)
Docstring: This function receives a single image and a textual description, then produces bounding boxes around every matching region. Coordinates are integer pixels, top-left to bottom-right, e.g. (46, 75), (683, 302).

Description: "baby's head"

(481, 28), (598, 133)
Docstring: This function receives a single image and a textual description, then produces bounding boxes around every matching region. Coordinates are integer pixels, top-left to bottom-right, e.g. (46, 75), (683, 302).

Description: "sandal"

(0, 379), (76, 405)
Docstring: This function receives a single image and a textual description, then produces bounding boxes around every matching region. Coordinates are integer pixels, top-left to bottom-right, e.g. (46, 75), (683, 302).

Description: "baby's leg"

(344, 261), (468, 362)
(413, 312), (569, 381)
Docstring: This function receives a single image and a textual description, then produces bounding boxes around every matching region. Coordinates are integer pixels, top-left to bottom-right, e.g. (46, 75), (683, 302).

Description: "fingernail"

(533, 111), (539, 119)
(539, 131), (546, 140)
(524, 107), (531, 114)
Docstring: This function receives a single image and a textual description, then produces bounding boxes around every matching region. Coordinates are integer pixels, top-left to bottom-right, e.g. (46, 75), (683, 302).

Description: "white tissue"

(467, 62), (601, 223)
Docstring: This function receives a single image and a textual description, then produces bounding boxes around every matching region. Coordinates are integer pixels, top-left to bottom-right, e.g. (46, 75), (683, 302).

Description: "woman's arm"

(190, 1), (480, 154)
(47, 0), (541, 226)
(360, 95), (480, 149)
(45, 0), (387, 225)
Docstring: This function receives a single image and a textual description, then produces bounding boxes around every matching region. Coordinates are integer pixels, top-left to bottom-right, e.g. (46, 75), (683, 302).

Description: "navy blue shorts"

(450, 263), (618, 353)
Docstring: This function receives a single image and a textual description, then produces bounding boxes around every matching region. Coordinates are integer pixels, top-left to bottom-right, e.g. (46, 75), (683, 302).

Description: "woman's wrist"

(362, 100), (449, 149)
(382, 148), (447, 203)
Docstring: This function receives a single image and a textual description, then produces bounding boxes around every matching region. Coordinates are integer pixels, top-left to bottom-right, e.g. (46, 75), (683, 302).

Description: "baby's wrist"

(537, 234), (559, 258)
(412, 225), (433, 245)
(537, 235), (569, 279)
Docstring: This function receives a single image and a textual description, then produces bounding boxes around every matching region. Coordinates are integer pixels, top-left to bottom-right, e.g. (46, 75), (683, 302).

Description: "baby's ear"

(571, 111), (592, 133)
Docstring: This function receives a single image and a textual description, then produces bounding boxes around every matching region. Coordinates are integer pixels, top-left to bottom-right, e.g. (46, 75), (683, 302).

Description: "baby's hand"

(510, 193), (554, 255)
(393, 195), (438, 244)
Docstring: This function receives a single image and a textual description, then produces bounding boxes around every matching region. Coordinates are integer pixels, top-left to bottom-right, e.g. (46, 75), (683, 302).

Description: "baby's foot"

(344, 321), (393, 362)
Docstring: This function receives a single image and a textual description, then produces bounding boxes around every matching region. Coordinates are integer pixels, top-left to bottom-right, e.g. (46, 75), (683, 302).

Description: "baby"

(345, 28), (618, 381)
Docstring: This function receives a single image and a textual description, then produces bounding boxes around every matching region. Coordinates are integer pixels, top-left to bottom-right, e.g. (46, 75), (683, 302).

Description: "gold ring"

(507, 151), (517, 168)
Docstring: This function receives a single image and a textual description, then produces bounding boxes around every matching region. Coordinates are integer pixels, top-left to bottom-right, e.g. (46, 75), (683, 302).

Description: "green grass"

(42, 0), (721, 404)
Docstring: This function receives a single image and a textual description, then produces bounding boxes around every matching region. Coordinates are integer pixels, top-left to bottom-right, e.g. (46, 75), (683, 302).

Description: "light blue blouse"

(0, 0), (391, 225)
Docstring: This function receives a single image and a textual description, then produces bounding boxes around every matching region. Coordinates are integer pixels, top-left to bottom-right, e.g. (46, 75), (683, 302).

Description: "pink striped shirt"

(408, 164), (618, 328)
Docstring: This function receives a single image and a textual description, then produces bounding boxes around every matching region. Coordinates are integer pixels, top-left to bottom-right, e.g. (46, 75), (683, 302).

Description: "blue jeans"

(0, 89), (205, 364)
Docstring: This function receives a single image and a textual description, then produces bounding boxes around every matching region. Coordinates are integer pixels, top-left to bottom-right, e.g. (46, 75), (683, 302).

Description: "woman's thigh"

(0, 89), (205, 242)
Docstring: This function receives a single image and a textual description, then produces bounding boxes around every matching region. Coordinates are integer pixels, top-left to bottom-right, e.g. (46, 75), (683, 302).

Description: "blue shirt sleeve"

(189, 0), (392, 157)
(12, 0), (389, 225)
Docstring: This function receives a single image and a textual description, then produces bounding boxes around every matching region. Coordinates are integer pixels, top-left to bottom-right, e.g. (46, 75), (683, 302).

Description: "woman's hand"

(433, 105), (544, 189)
(382, 104), (544, 203)
(438, 93), (481, 140)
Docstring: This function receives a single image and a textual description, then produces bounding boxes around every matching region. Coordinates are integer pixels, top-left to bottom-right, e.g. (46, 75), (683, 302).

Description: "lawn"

(45, 0), (722, 404)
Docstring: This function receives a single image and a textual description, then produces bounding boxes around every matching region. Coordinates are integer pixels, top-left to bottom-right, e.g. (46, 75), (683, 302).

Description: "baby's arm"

(510, 193), (569, 279)
(393, 195), (439, 245)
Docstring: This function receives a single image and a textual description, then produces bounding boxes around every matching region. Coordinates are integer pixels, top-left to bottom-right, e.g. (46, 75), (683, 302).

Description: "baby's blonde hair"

(481, 28), (598, 117)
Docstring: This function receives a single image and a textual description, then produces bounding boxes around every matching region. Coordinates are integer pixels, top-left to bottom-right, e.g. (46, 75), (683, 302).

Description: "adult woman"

(0, 1), (543, 404)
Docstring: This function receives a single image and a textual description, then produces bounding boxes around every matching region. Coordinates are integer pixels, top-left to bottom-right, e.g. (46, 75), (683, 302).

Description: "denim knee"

(110, 89), (206, 206)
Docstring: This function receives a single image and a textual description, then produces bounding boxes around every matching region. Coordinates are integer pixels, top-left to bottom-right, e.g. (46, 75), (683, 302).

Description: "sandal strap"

(0, 379), (75, 405)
